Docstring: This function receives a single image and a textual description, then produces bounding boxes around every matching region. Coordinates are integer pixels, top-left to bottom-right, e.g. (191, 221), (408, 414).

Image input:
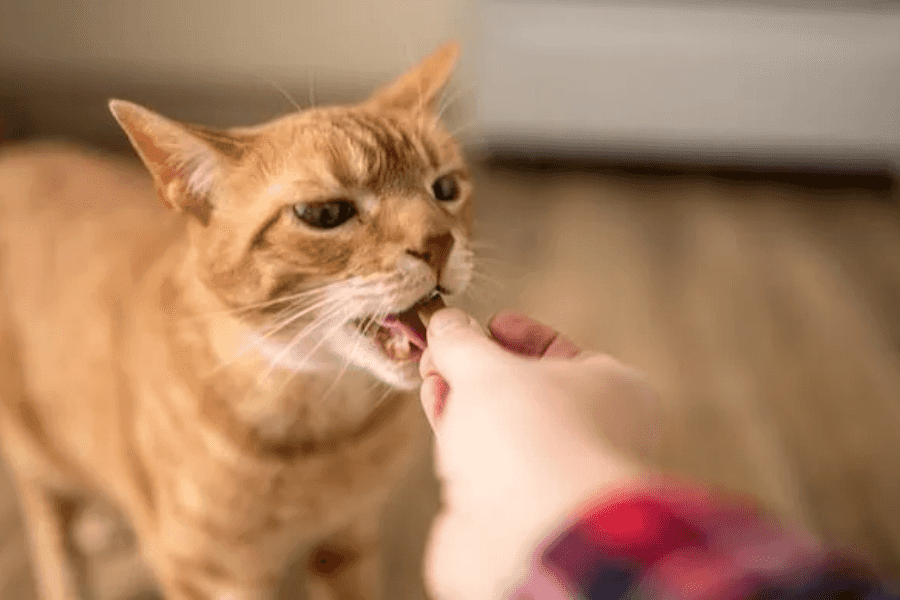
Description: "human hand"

(418, 309), (660, 599)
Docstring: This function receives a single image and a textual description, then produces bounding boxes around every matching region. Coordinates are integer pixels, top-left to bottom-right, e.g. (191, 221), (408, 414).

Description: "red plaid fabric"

(511, 480), (893, 600)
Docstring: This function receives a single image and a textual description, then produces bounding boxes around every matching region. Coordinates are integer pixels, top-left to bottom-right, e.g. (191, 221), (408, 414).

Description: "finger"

(419, 347), (438, 380)
(541, 334), (583, 359)
(426, 308), (502, 380)
(418, 349), (440, 427)
(488, 310), (582, 359)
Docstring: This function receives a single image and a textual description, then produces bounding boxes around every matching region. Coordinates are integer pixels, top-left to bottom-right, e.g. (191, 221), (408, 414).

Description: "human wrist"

(512, 477), (887, 600)
(494, 445), (644, 592)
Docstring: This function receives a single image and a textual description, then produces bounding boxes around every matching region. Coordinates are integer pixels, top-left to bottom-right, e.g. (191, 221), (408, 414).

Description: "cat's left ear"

(365, 41), (460, 114)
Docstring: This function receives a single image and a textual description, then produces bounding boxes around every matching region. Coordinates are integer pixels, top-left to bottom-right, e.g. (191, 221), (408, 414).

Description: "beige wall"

(0, 0), (477, 89)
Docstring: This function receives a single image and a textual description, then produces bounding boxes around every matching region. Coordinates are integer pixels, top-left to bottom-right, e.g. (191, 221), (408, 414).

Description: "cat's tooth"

(396, 344), (409, 360)
(385, 334), (412, 361)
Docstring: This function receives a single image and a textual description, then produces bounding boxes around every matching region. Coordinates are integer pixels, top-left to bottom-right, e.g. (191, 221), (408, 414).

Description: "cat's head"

(110, 42), (473, 389)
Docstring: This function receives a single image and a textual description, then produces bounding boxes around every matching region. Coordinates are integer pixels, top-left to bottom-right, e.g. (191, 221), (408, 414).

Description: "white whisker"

(307, 69), (318, 108)
(285, 313), (354, 376)
(258, 299), (357, 382)
(371, 383), (396, 410)
(449, 120), (482, 138)
(319, 299), (390, 404)
(254, 294), (342, 341)
(466, 268), (502, 290)
(179, 284), (334, 323)
(437, 85), (468, 122)
(268, 79), (302, 112)
(471, 256), (508, 275)
(209, 294), (348, 375)
(463, 279), (503, 310)
(469, 239), (503, 254)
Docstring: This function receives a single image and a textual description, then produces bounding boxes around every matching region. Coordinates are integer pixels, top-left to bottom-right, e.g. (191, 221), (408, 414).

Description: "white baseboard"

(475, 0), (900, 169)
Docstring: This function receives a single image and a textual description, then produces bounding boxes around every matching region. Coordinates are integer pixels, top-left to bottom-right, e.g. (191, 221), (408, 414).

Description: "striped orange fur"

(0, 42), (469, 599)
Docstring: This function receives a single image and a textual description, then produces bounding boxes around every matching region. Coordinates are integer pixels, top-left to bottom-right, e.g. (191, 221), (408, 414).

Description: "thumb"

(426, 308), (506, 380)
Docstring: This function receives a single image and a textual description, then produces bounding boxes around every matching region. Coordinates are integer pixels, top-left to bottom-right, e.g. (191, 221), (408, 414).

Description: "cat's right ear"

(109, 99), (246, 225)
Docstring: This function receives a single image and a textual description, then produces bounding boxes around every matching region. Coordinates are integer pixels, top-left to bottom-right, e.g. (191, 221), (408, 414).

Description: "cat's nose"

(406, 232), (454, 278)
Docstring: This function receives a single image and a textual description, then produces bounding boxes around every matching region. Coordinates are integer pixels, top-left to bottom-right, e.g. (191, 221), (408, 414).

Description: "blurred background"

(2, 0), (900, 598)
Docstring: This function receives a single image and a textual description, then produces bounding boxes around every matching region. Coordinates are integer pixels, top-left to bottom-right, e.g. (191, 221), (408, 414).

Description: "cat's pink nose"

(406, 232), (454, 278)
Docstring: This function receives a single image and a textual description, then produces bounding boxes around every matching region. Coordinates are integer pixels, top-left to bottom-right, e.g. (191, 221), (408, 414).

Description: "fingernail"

(429, 308), (468, 333)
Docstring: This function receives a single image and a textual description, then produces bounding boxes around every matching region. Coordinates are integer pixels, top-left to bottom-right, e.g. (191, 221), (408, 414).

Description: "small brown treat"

(417, 294), (446, 327)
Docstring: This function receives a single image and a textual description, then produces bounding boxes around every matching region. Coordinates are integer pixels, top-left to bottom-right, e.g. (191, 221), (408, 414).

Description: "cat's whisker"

(258, 301), (356, 382)
(464, 275), (504, 305)
(436, 85), (468, 123)
(469, 264), (505, 279)
(269, 365), (306, 409)
(470, 255), (510, 271)
(206, 279), (373, 350)
(257, 319), (344, 387)
(267, 79), (303, 113)
(472, 251), (517, 275)
(374, 380), (398, 410)
(209, 292), (352, 376)
(471, 269), (503, 288)
(470, 263), (511, 283)
(469, 267), (505, 283)
(205, 294), (325, 331)
(212, 294), (346, 372)
(448, 119), (482, 139)
(466, 275), (507, 306)
(179, 284), (334, 323)
(319, 320), (376, 403)
(307, 69), (318, 109)
(253, 293), (345, 342)
(355, 307), (387, 345)
(287, 312), (358, 375)
(368, 383), (390, 408)
(319, 299), (390, 404)
(468, 271), (507, 296)
(469, 239), (503, 253)
(471, 254), (510, 275)
(461, 286), (495, 312)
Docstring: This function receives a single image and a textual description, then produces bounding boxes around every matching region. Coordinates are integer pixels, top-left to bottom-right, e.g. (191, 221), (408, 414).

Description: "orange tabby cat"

(0, 42), (470, 599)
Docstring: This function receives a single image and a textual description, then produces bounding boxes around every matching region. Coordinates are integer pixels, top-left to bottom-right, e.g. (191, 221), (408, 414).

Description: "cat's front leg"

(15, 480), (89, 600)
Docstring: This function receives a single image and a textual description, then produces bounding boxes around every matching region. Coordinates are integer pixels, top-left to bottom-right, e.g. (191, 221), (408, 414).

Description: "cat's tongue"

(384, 294), (446, 348)
(379, 294), (446, 361)
(383, 308), (427, 351)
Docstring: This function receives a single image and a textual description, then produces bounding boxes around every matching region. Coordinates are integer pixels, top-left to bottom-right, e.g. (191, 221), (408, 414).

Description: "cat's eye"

(293, 200), (357, 229)
(431, 175), (460, 202)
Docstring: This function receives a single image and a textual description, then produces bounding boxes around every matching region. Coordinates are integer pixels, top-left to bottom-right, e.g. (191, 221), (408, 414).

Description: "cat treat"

(416, 291), (446, 327)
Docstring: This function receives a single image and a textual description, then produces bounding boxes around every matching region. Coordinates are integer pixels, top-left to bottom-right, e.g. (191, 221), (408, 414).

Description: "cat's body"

(0, 43), (469, 600)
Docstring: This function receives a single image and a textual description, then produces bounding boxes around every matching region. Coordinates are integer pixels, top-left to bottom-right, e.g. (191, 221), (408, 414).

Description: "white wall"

(0, 0), (477, 89)
(477, 0), (900, 168)
(4, 0), (898, 167)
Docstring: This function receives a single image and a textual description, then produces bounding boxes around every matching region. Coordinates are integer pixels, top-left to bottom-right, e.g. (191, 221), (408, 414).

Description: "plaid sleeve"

(511, 480), (895, 600)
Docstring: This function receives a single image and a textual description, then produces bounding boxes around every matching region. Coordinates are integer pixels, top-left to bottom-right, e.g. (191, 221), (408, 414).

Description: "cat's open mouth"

(356, 290), (445, 363)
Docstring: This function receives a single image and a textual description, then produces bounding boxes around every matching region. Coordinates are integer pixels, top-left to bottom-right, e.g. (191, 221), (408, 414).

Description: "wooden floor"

(2, 156), (900, 598)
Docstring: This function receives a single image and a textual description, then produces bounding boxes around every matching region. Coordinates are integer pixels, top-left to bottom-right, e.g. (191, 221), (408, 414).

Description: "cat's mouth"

(354, 290), (446, 363)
